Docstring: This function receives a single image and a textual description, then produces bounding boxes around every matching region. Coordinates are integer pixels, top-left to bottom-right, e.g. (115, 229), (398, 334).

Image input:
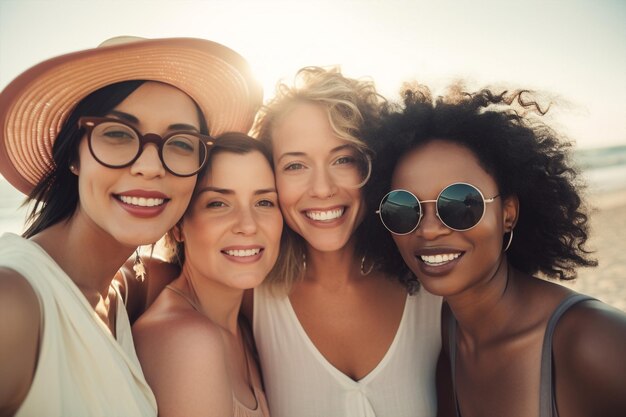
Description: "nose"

(308, 166), (338, 199)
(232, 206), (258, 235)
(415, 203), (451, 240)
(129, 144), (166, 178)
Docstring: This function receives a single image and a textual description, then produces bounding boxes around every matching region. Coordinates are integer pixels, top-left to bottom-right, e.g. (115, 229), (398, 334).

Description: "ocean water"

(0, 178), (30, 235)
(575, 145), (626, 194)
(1, 145), (625, 235)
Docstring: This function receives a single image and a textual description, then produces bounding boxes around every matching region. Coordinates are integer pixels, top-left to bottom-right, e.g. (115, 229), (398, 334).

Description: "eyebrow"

(276, 144), (354, 163)
(107, 110), (200, 132)
(196, 186), (278, 196)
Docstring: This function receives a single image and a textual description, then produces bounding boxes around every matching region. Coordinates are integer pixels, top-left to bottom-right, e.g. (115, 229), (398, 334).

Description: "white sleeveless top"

(253, 283), (442, 417)
(0, 233), (157, 417)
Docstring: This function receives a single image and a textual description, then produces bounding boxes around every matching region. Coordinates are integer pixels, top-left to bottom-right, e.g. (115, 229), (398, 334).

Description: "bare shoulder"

(554, 297), (626, 351)
(143, 256), (180, 294)
(553, 297), (626, 416)
(132, 299), (231, 417)
(0, 268), (40, 336)
(0, 268), (41, 414)
(0, 267), (40, 307)
(118, 255), (180, 323)
(133, 299), (224, 360)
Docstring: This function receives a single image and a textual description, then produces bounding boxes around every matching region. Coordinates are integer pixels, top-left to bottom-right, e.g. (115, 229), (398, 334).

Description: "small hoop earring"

(503, 229), (514, 252)
(360, 255), (374, 276)
(302, 253), (307, 273)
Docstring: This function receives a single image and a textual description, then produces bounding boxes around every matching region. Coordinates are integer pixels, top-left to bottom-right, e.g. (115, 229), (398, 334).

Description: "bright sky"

(1, 0), (624, 149)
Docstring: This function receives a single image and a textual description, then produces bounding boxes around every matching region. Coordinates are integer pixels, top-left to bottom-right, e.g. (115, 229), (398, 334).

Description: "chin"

(228, 272), (268, 290)
(306, 231), (353, 252)
(111, 229), (163, 248)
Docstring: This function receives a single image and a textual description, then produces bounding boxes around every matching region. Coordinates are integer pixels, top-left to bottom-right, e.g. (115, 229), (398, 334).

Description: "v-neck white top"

(0, 233), (157, 417)
(253, 283), (442, 417)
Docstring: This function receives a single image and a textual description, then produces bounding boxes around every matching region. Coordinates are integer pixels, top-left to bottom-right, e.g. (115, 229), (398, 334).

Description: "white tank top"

(0, 233), (157, 417)
(253, 283), (442, 417)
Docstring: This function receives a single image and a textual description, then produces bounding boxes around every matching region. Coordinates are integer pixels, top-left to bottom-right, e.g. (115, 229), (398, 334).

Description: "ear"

(502, 195), (519, 232)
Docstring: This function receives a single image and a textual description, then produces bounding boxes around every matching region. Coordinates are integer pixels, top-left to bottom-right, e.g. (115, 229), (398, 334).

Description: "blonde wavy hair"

(253, 66), (386, 294)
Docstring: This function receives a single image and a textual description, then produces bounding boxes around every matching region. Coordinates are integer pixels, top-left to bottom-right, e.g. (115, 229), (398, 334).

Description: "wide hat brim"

(0, 37), (263, 194)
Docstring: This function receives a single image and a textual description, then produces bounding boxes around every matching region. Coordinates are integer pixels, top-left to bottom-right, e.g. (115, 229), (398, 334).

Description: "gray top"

(448, 293), (593, 417)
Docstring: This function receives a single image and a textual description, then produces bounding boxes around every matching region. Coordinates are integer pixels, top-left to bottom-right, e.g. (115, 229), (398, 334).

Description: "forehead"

(203, 151), (274, 187)
(271, 102), (342, 154)
(392, 140), (496, 192)
(113, 81), (200, 127)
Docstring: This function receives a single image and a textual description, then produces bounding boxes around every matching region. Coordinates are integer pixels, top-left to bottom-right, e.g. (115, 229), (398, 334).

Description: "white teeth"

(305, 208), (344, 221)
(225, 248), (261, 257)
(420, 253), (461, 265)
(119, 195), (165, 207)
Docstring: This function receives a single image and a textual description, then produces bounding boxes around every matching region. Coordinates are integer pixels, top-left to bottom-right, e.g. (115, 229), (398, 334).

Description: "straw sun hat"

(0, 36), (263, 194)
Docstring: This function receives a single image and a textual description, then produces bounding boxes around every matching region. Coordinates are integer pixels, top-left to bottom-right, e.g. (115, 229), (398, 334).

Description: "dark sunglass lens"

(380, 190), (420, 234)
(437, 183), (485, 230)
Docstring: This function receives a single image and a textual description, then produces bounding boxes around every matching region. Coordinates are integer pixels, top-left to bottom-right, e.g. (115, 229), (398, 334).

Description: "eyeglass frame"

(78, 116), (214, 177)
(376, 182), (500, 235)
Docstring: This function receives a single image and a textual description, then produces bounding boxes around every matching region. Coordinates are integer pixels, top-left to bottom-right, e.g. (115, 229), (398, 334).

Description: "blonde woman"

(247, 67), (442, 417)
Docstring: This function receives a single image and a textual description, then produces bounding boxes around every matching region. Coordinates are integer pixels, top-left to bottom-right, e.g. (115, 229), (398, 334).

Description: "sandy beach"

(557, 189), (626, 312)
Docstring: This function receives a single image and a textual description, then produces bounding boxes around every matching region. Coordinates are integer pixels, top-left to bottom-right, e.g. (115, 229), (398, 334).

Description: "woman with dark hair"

(133, 133), (281, 417)
(0, 37), (261, 416)
(370, 85), (626, 417)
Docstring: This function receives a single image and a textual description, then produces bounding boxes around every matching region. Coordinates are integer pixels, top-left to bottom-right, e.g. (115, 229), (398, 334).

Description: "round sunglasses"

(377, 182), (500, 235)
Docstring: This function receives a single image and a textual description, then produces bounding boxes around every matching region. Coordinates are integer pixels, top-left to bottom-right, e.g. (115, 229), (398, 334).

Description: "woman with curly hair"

(369, 85), (626, 417)
(247, 68), (442, 417)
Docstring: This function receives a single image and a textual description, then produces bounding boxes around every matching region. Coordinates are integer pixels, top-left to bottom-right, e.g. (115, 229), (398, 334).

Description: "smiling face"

(74, 81), (199, 247)
(390, 140), (516, 297)
(271, 102), (366, 252)
(179, 150), (283, 290)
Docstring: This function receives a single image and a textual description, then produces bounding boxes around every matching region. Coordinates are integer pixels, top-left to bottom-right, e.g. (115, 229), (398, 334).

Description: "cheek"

(183, 220), (217, 259)
(392, 235), (412, 256)
(466, 214), (505, 262)
(351, 188), (365, 210)
(268, 215), (284, 244)
(76, 157), (113, 204)
(276, 175), (299, 208)
(170, 177), (197, 209)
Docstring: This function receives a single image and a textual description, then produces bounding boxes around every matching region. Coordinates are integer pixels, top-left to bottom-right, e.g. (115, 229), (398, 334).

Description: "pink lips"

(114, 189), (170, 219)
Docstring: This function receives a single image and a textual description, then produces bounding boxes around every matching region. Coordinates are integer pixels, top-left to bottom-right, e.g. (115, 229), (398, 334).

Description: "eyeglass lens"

(379, 183), (487, 234)
(88, 120), (206, 176)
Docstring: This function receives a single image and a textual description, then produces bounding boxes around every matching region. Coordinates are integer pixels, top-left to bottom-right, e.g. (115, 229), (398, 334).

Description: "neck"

(303, 240), (364, 290)
(177, 263), (244, 335)
(31, 213), (134, 309)
(446, 257), (518, 346)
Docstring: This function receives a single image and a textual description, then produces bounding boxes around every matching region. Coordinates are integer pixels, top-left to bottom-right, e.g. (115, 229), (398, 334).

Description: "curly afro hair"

(362, 84), (597, 291)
